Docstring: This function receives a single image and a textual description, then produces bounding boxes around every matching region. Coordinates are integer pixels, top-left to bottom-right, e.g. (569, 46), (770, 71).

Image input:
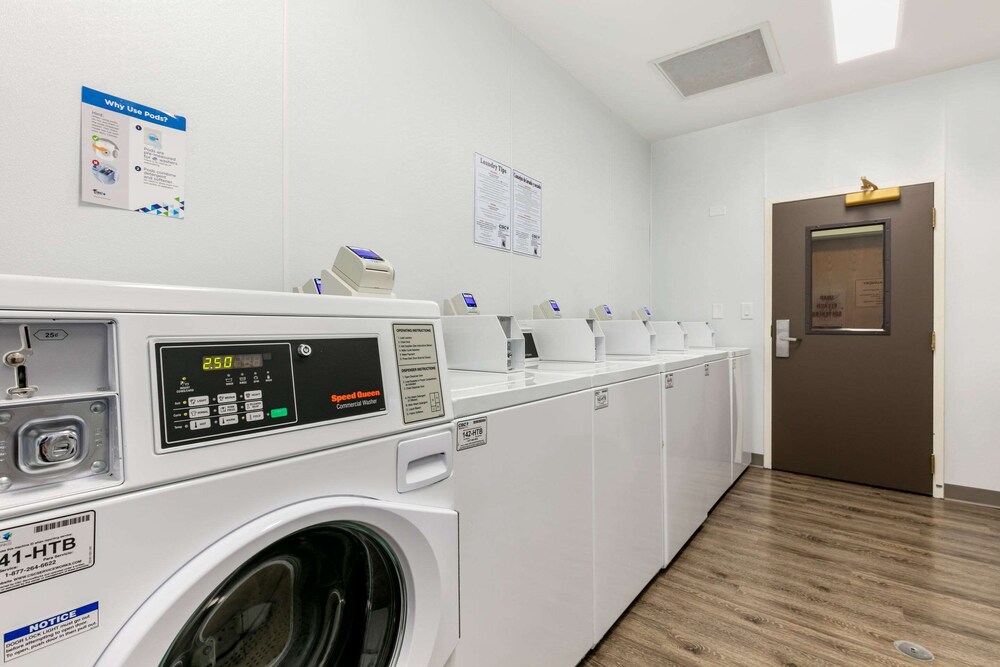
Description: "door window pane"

(807, 221), (889, 334)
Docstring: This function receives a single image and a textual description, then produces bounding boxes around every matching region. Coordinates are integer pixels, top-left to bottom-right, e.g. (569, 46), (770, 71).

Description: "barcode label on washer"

(0, 511), (96, 595)
(456, 417), (487, 450)
(33, 515), (91, 534)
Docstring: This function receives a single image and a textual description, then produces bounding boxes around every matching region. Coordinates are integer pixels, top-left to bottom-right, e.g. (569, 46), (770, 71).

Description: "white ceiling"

(485, 0), (1000, 141)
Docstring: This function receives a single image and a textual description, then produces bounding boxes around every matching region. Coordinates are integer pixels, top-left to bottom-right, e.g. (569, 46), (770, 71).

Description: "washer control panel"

(156, 337), (386, 450)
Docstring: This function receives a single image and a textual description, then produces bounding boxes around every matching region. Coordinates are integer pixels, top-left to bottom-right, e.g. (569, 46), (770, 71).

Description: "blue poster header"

(82, 87), (186, 131)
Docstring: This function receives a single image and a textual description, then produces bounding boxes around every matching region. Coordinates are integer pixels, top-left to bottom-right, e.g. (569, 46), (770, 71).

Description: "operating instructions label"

(392, 324), (446, 424)
(3, 602), (99, 662)
(0, 512), (95, 595)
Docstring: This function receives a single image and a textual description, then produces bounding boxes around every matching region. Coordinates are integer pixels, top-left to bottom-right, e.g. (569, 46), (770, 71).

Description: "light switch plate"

(741, 302), (753, 320)
(712, 303), (724, 319)
(709, 205), (727, 217)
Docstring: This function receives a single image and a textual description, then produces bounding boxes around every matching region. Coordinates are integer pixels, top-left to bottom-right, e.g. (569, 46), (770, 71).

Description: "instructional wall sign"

(81, 86), (186, 218)
(474, 153), (511, 251)
(512, 170), (542, 258)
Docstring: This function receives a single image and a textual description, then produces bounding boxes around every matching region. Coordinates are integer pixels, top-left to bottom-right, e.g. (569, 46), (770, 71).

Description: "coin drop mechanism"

(294, 246), (396, 297)
(0, 319), (122, 508)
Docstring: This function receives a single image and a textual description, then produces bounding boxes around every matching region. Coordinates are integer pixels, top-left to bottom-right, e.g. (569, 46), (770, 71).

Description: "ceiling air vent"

(653, 24), (782, 98)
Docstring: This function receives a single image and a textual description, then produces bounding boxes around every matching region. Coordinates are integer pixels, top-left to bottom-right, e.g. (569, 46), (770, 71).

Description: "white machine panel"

(442, 315), (525, 373)
(450, 389), (594, 667)
(662, 363), (707, 563)
(593, 374), (663, 642)
(0, 275), (451, 521)
(599, 320), (657, 356)
(731, 354), (751, 481)
(524, 319), (606, 362)
(680, 321), (717, 348)
(650, 321), (688, 351)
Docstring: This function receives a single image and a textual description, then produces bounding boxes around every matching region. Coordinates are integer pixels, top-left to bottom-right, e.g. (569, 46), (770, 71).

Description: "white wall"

(0, 0), (651, 319)
(0, 0), (285, 290)
(651, 59), (1000, 493)
(285, 1), (651, 319)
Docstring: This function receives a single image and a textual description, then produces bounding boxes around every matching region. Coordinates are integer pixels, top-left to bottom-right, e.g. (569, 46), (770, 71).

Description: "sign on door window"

(807, 221), (889, 334)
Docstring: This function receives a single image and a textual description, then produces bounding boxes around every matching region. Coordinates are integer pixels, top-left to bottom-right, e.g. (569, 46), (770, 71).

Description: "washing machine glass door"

(161, 522), (403, 667)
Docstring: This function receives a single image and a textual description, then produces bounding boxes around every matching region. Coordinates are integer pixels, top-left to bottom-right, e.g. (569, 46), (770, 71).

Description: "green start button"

(270, 407), (288, 419)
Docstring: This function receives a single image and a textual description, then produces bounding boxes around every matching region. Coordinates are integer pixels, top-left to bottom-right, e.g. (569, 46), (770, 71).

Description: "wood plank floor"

(581, 467), (1000, 666)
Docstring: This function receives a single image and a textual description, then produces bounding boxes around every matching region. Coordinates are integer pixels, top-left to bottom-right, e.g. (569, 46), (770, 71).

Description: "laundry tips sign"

(80, 86), (186, 218)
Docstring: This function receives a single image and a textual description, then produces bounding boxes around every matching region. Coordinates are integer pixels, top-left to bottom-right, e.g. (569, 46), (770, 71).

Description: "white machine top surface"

(0, 274), (438, 318)
(607, 349), (729, 371)
(690, 346), (751, 358)
(524, 359), (661, 386)
(448, 369), (591, 418)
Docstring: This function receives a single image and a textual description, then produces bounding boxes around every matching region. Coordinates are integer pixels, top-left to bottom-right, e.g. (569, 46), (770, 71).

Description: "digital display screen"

(201, 354), (264, 372)
(549, 300), (560, 312)
(603, 305), (612, 314)
(348, 246), (383, 261)
(644, 307), (651, 315)
(463, 293), (477, 308)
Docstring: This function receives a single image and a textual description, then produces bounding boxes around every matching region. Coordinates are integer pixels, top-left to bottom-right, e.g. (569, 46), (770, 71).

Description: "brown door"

(771, 183), (934, 494)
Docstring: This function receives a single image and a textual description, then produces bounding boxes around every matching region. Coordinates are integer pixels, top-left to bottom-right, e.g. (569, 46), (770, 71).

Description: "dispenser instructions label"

(81, 86), (186, 218)
(456, 417), (488, 450)
(512, 170), (542, 258)
(392, 325), (446, 424)
(3, 601), (99, 662)
(0, 512), (96, 595)
(474, 153), (511, 252)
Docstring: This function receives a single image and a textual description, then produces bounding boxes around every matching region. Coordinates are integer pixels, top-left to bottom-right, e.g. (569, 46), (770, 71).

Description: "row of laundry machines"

(0, 249), (749, 667)
(442, 294), (750, 667)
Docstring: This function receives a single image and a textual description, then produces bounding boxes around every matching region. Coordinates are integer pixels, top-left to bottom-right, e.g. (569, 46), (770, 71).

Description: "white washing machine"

(0, 275), (459, 667)
(658, 351), (730, 563)
(526, 360), (663, 645)
(445, 369), (595, 667)
(679, 323), (753, 486)
(606, 348), (729, 566)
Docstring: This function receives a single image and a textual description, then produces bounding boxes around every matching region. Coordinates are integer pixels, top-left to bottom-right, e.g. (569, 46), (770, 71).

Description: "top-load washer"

(526, 358), (663, 644)
(680, 322), (752, 484)
(602, 344), (730, 565)
(0, 274), (459, 667)
(445, 368), (595, 667)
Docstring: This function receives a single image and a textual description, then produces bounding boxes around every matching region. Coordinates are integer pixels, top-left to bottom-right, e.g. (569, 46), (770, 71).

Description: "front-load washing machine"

(0, 275), (458, 667)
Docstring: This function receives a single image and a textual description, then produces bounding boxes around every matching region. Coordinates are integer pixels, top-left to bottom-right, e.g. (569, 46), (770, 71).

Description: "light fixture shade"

(832, 0), (901, 63)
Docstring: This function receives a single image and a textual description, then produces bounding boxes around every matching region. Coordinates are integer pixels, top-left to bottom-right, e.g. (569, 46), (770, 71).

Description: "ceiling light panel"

(832, 0), (901, 63)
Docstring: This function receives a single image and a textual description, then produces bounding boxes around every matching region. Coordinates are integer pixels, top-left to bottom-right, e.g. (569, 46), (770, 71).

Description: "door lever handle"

(775, 320), (798, 358)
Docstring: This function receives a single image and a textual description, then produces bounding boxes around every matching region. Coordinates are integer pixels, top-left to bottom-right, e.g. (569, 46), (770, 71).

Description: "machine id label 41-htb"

(0, 511), (96, 595)
(456, 417), (488, 450)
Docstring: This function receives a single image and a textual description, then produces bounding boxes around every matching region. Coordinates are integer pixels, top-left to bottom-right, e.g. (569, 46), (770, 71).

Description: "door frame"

(763, 178), (945, 497)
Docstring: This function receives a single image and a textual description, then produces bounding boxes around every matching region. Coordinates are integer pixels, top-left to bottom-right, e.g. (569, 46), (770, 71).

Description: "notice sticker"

(392, 324), (446, 424)
(0, 512), (95, 595)
(456, 417), (488, 451)
(4, 602), (99, 662)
